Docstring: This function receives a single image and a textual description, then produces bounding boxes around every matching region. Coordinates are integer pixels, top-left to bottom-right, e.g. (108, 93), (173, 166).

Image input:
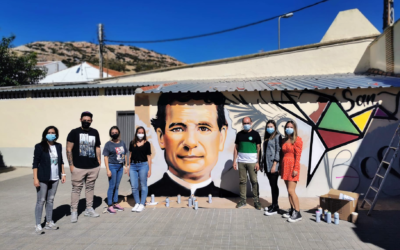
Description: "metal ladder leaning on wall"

(361, 123), (400, 215)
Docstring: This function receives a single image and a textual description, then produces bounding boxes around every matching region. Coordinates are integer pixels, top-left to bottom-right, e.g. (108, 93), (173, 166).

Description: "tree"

(0, 35), (47, 86)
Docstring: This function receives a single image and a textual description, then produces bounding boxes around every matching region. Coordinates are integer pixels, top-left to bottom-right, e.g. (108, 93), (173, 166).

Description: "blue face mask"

(46, 134), (56, 142)
(285, 128), (294, 135)
(243, 124), (251, 131)
(266, 127), (275, 134)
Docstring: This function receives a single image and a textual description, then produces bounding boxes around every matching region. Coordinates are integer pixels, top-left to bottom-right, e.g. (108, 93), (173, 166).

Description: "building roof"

(39, 62), (124, 84)
(137, 74), (400, 94)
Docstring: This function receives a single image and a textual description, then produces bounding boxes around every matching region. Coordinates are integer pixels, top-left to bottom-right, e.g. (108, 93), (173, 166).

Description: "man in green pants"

(233, 116), (262, 210)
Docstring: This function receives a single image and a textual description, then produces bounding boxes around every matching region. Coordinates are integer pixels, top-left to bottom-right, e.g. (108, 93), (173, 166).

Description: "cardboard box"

(319, 189), (359, 221)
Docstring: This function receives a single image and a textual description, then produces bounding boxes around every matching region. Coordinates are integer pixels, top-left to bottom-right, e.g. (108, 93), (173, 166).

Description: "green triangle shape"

(319, 103), (359, 134)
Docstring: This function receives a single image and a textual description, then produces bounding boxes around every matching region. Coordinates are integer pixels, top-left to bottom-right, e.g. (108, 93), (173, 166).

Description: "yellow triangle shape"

(352, 110), (373, 132)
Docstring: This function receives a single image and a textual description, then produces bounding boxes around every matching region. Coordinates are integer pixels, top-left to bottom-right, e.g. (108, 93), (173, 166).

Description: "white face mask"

(137, 133), (144, 139)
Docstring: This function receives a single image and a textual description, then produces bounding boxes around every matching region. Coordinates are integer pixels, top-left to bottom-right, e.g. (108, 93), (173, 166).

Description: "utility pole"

(98, 23), (104, 79)
(383, 0), (395, 30)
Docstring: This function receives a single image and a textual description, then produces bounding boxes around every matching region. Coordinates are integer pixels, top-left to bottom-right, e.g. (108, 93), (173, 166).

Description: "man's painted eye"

(171, 127), (184, 132)
(199, 127), (211, 132)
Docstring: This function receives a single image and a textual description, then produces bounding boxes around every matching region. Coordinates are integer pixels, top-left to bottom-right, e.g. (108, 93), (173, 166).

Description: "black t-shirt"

(67, 127), (101, 169)
(234, 130), (261, 163)
(129, 141), (151, 163)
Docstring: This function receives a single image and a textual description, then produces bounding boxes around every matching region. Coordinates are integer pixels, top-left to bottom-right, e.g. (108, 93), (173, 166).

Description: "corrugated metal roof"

(0, 82), (148, 93)
(141, 74), (400, 93)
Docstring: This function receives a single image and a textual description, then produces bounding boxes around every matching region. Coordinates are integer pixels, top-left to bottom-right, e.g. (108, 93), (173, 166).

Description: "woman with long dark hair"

(125, 126), (152, 212)
(260, 120), (282, 216)
(32, 126), (66, 234)
(281, 120), (303, 222)
(103, 126), (128, 214)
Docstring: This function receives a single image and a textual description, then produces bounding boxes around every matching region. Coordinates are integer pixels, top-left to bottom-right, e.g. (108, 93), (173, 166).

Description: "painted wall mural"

(135, 87), (400, 198)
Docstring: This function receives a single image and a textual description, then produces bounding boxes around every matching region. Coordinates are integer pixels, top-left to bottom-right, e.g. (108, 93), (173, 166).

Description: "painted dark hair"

(40, 126), (59, 152)
(131, 126), (147, 147)
(151, 92), (228, 134)
(264, 120), (278, 141)
(109, 126), (120, 140)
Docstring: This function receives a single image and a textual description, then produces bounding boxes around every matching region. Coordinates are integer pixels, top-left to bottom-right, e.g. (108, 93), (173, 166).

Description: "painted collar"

(167, 170), (212, 195)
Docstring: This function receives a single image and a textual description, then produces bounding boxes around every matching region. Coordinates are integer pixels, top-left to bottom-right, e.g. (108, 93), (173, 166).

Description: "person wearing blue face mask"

(260, 120), (282, 216)
(233, 117), (262, 210)
(32, 126), (66, 234)
(281, 120), (303, 223)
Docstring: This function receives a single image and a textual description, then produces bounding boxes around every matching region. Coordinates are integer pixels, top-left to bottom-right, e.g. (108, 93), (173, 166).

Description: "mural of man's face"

(156, 100), (227, 182)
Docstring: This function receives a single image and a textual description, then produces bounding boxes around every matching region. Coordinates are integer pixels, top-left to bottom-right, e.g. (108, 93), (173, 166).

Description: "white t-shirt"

(49, 145), (59, 181)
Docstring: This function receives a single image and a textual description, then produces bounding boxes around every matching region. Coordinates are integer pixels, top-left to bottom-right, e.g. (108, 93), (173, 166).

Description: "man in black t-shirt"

(67, 111), (101, 223)
(233, 117), (262, 210)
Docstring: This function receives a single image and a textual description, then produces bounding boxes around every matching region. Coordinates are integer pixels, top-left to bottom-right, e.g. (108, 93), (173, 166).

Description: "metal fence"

(117, 111), (135, 148)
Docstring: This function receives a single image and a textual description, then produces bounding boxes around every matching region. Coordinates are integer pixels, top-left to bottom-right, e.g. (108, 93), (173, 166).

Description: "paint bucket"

(151, 194), (155, 204)
(334, 212), (339, 225)
(327, 212), (332, 224)
(188, 197), (193, 207)
(177, 195), (181, 204)
(351, 212), (358, 224)
(194, 200), (198, 210)
(316, 211), (321, 223)
(208, 194), (212, 204)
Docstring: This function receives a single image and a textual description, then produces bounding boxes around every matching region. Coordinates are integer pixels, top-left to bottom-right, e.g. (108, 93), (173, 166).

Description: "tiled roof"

(139, 74), (400, 93)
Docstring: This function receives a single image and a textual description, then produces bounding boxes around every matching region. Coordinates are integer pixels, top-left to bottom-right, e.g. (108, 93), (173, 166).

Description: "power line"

(104, 0), (332, 44)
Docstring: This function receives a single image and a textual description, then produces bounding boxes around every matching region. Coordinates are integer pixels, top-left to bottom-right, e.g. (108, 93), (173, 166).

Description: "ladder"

(361, 123), (400, 215)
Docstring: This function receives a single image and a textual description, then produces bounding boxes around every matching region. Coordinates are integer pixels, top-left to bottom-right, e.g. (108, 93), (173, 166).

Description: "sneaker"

(44, 221), (58, 230)
(136, 204), (145, 212)
(35, 224), (43, 234)
(107, 206), (117, 214)
(254, 201), (262, 210)
(264, 205), (273, 211)
(84, 207), (100, 218)
(288, 210), (302, 223)
(265, 204), (279, 216)
(71, 211), (78, 223)
(282, 208), (294, 218)
(131, 203), (140, 212)
(236, 200), (246, 208)
(113, 204), (124, 211)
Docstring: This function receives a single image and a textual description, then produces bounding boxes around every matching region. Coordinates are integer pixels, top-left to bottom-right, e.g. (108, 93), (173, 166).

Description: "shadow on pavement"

(52, 195), (103, 223)
(0, 166), (16, 174)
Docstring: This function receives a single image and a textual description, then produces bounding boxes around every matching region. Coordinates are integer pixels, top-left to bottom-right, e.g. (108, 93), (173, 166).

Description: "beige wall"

(99, 39), (374, 83)
(369, 33), (387, 71)
(0, 95), (135, 167)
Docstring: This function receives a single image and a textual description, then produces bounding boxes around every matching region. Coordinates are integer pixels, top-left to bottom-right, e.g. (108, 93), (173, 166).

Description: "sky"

(0, 0), (385, 64)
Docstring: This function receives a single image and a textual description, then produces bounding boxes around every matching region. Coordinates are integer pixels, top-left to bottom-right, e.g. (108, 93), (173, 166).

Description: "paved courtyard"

(0, 168), (398, 250)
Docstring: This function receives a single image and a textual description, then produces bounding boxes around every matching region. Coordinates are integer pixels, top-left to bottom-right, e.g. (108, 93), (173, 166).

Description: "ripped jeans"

(35, 180), (59, 225)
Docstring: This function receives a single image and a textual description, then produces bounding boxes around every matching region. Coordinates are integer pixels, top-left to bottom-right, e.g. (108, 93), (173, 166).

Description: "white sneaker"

(131, 203), (140, 212)
(35, 224), (43, 234)
(136, 204), (145, 212)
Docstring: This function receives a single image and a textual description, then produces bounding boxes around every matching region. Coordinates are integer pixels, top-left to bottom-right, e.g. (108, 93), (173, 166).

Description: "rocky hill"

(13, 41), (185, 73)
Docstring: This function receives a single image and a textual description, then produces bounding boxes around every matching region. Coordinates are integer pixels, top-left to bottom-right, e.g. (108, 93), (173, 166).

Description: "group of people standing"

(32, 111), (304, 234)
(33, 111), (152, 234)
(233, 117), (303, 223)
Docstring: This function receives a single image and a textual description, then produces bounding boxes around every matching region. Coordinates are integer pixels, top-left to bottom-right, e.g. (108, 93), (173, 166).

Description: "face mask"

(137, 133), (144, 139)
(111, 134), (119, 140)
(81, 121), (91, 129)
(46, 134), (56, 142)
(243, 124), (251, 131)
(286, 128), (294, 135)
(266, 127), (275, 134)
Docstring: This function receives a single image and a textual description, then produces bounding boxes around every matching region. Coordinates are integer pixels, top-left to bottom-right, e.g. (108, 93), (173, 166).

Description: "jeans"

(107, 163), (124, 206)
(238, 162), (259, 201)
(71, 167), (100, 212)
(35, 180), (59, 225)
(129, 162), (149, 205)
(267, 171), (280, 205)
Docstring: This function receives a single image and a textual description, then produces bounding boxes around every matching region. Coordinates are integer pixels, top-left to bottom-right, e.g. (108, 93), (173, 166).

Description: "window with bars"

(0, 92), (27, 99)
(105, 88), (135, 96)
(31, 89), (100, 98)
